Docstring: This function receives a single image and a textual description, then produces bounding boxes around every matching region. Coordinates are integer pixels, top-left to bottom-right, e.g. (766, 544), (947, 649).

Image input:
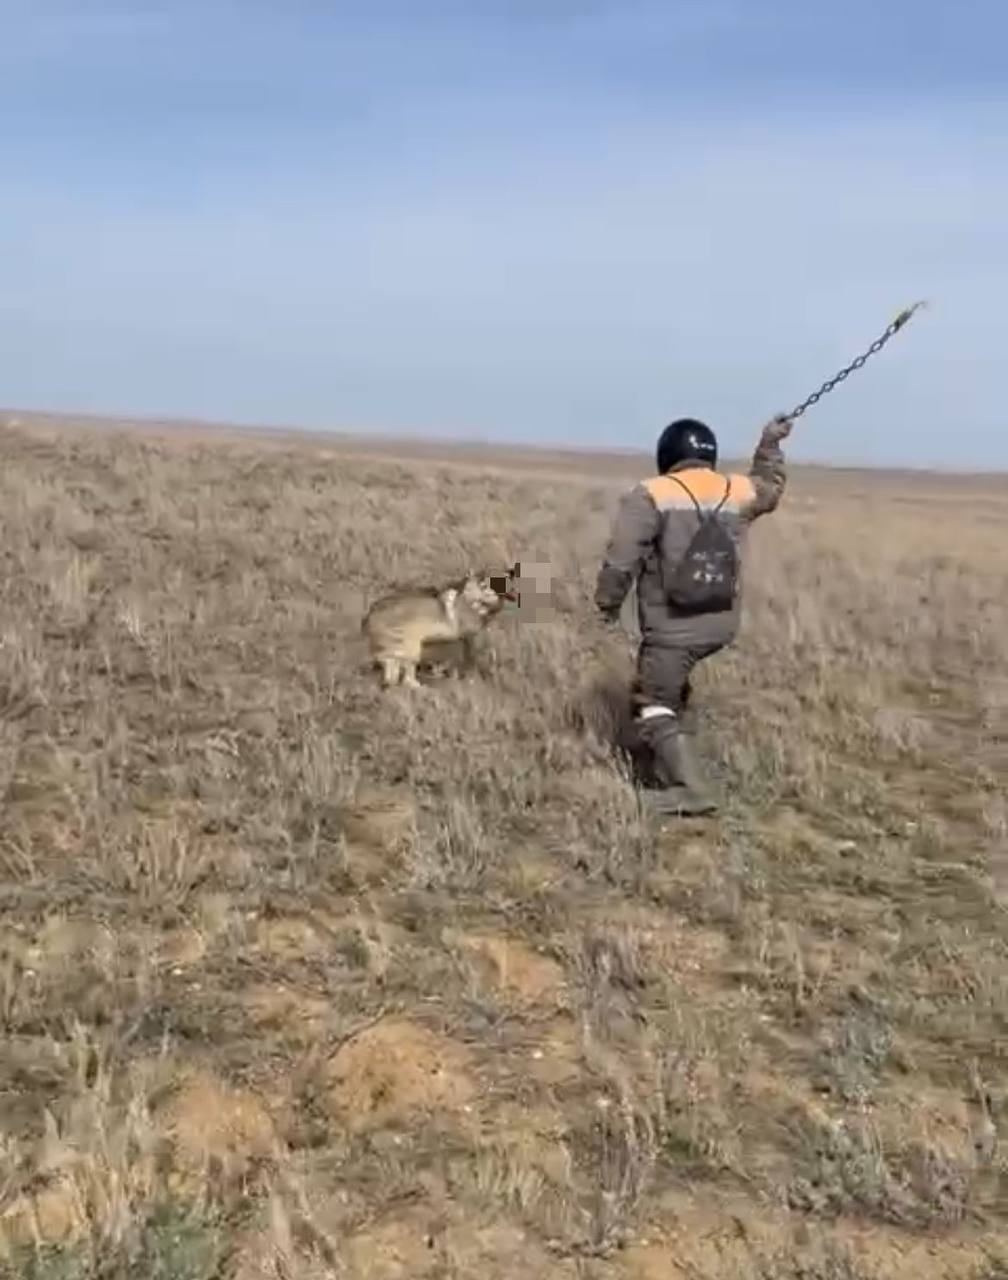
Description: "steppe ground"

(0, 413), (1005, 1279)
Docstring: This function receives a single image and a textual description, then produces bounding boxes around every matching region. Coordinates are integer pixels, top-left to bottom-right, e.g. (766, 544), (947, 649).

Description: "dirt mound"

(0, 1180), (86, 1257)
(229, 1223), (333, 1280)
(341, 786), (417, 851)
(157, 1067), (279, 1181)
(252, 914), (330, 961)
(152, 924), (207, 970)
(336, 786), (418, 886)
(577, 902), (732, 998)
(523, 1015), (582, 1087)
(27, 916), (117, 973)
(322, 1018), (476, 1133)
(451, 931), (566, 1006)
(241, 983), (333, 1044)
(344, 1206), (578, 1280)
(621, 1229), (997, 1280)
(617, 1190), (1001, 1279)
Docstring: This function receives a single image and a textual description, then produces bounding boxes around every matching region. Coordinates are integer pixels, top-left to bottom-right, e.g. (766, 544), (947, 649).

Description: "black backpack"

(658, 475), (739, 614)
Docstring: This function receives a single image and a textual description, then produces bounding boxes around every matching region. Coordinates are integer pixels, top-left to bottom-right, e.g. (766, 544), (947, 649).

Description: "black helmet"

(656, 418), (718, 473)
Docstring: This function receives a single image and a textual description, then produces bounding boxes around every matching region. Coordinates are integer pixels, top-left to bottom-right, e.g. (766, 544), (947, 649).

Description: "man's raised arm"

(738, 414), (792, 522)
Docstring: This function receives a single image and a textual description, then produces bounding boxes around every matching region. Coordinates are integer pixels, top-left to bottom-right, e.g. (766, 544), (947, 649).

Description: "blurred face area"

(507, 559), (557, 621)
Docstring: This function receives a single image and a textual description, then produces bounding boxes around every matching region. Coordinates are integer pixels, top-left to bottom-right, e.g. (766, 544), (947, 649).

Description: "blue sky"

(2, 0), (1006, 468)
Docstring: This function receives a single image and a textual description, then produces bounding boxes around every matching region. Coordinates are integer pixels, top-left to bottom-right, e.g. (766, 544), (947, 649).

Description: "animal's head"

(488, 561), (521, 606)
(457, 568), (510, 616)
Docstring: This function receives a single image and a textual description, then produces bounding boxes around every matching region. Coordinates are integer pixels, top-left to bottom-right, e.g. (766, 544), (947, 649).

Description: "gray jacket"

(594, 427), (787, 649)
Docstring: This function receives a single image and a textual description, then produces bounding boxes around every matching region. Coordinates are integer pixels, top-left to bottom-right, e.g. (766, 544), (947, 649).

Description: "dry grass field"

(0, 414), (1005, 1279)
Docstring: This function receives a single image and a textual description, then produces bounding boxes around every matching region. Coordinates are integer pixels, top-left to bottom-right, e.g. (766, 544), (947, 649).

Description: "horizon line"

(4, 403), (1006, 481)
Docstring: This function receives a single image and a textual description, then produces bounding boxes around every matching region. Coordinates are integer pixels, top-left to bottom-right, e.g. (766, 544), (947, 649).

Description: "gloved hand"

(760, 413), (794, 445)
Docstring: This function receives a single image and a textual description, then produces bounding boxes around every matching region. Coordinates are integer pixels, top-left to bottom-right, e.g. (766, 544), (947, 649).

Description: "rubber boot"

(640, 715), (717, 817)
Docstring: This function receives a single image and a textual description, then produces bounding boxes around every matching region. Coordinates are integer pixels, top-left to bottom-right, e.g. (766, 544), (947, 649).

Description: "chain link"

(788, 301), (927, 421)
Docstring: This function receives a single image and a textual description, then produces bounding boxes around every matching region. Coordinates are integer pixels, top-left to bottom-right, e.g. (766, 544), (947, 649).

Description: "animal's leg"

(399, 637), (426, 689)
(380, 658), (399, 688)
(461, 634), (478, 676)
(441, 587), (459, 628)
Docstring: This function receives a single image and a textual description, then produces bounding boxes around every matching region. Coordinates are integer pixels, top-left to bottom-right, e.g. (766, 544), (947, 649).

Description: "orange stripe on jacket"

(643, 468), (755, 511)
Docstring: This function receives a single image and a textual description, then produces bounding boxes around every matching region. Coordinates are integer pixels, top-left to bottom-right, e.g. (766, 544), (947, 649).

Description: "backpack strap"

(666, 473), (732, 520)
(666, 473), (704, 519)
(713, 476), (732, 515)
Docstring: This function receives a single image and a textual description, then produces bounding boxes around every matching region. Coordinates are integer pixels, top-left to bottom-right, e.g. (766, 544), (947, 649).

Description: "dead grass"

(0, 415), (1006, 1278)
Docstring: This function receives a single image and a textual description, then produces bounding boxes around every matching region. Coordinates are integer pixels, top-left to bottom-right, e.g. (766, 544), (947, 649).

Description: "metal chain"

(788, 301), (928, 421)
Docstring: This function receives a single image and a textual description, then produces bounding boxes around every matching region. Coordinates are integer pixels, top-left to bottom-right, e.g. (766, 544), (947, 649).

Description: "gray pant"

(614, 641), (723, 789)
(631, 641), (724, 724)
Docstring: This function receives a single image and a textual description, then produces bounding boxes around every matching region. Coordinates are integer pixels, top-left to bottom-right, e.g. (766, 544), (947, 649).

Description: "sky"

(2, 0), (1006, 469)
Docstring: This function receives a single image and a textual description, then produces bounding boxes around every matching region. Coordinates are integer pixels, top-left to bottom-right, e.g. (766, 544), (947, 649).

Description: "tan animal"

(362, 569), (512, 689)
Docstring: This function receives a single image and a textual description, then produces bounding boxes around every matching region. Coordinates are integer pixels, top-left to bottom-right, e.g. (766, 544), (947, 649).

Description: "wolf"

(361, 568), (514, 689)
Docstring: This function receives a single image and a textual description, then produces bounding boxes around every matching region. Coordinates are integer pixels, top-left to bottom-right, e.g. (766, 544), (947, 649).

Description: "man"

(594, 414), (792, 817)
